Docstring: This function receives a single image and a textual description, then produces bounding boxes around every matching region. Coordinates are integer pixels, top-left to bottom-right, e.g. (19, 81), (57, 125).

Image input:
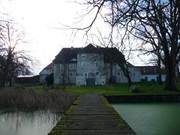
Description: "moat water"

(1, 103), (180, 135)
(0, 110), (60, 135)
(113, 103), (180, 135)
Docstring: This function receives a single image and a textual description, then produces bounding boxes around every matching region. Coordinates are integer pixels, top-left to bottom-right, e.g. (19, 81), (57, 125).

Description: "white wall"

(68, 63), (77, 84)
(54, 64), (61, 84)
(141, 74), (166, 82)
(129, 67), (142, 82)
(53, 53), (167, 85)
(39, 67), (53, 83)
(113, 65), (142, 83)
(76, 53), (106, 86)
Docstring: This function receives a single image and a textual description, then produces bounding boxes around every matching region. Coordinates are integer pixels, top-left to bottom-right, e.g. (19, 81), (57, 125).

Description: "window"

(88, 72), (95, 78)
(81, 62), (84, 67)
(81, 54), (86, 58)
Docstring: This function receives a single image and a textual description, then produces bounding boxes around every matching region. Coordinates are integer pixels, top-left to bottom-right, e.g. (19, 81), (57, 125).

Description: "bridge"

(48, 94), (135, 135)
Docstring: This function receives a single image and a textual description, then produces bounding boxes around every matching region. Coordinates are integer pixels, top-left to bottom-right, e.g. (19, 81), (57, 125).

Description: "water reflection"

(113, 103), (180, 135)
(0, 110), (60, 135)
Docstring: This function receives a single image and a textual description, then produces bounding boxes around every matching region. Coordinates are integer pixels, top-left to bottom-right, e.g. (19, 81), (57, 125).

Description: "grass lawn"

(18, 82), (180, 96)
(62, 82), (180, 96)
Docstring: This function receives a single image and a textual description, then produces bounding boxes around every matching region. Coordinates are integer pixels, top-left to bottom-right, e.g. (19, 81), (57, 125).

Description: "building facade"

(39, 63), (53, 83)
(53, 44), (141, 86)
(137, 66), (166, 82)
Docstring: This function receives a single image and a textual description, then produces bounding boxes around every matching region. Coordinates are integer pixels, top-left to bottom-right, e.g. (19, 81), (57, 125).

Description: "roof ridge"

(53, 44), (125, 64)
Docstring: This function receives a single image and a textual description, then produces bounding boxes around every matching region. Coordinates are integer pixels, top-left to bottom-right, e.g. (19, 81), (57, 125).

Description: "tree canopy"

(80, 0), (180, 90)
(0, 20), (32, 87)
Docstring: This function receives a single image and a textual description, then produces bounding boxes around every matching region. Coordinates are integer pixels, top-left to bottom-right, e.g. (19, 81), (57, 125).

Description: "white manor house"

(40, 44), (166, 86)
(53, 44), (142, 86)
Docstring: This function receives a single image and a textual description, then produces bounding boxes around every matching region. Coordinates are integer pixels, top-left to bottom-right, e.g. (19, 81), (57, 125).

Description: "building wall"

(141, 74), (166, 82)
(104, 64), (142, 84)
(39, 75), (47, 83)
(39, 68), (52, 83)
(68, 63), (77, 84)
(53, 54), (151, 86)
(103, 63), (126, 83)
(113, 64), (128, 83)
(129, 67), (142, 82)
(76, 53), (106, 86)
(54, 64), (61, 84)
(54, 63), (77, 85)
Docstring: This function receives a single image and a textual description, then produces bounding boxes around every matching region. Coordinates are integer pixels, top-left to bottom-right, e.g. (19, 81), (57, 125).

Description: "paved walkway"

(48, 94), (135, 135)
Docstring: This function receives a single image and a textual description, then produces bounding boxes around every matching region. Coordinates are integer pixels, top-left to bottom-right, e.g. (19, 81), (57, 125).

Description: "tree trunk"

(126, 71), (132, 87)
(1, 72), (6, 87)
(124, 67), (132, 87)
(165, 56), (177, 91)
(119, 63), (132, 87)
(109, 62), (113, 84)
(1, 79), (5, 87)
(177, 64), (180, 81)
(9, 78), (12, 87)
(62, 63), (66, 90)
(157, 56), (162, 84)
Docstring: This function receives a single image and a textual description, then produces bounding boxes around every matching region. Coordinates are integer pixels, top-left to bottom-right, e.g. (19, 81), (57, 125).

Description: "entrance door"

(86, 72), (95, 86)
(86, 78), (95, 86)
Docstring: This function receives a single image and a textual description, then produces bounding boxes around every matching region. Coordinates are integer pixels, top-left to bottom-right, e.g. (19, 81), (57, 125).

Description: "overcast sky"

(0, 0), (150, 74)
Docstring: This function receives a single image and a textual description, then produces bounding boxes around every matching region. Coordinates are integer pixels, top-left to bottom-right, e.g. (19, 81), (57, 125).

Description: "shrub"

(129, 85), (141, 93)
(0, 87), (76, 112)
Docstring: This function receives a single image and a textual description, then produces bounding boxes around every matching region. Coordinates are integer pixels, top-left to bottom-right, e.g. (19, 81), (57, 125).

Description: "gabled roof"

(53, 44), (125, 64)
(101, 47), (125, 63)
(39, 63), (53, 74)
(127, 62), (135, 67)
(79, 44), (102, 54)
(53, 48), (81, 63)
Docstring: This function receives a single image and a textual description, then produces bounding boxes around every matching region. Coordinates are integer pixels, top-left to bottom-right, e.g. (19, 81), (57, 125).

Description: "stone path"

(48, 94), (135, 135)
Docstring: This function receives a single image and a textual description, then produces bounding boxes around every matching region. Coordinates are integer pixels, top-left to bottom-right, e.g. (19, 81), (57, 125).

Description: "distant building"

(15, 75), (39, 85)
(137, 66), (166, 82)
(53, 44), (141, 86)
(39, 63), (53, 83)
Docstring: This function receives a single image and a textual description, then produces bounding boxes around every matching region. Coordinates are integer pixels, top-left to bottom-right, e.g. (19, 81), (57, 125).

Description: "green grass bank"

(62, 82), (180, 96)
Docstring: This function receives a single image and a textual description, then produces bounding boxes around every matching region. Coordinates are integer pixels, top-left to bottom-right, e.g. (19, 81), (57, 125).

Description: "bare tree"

(148, 54), (163, 84)
(77, 0), (180, 91)
(91, 30), (133, 86)
(0, 20), (32, 87)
